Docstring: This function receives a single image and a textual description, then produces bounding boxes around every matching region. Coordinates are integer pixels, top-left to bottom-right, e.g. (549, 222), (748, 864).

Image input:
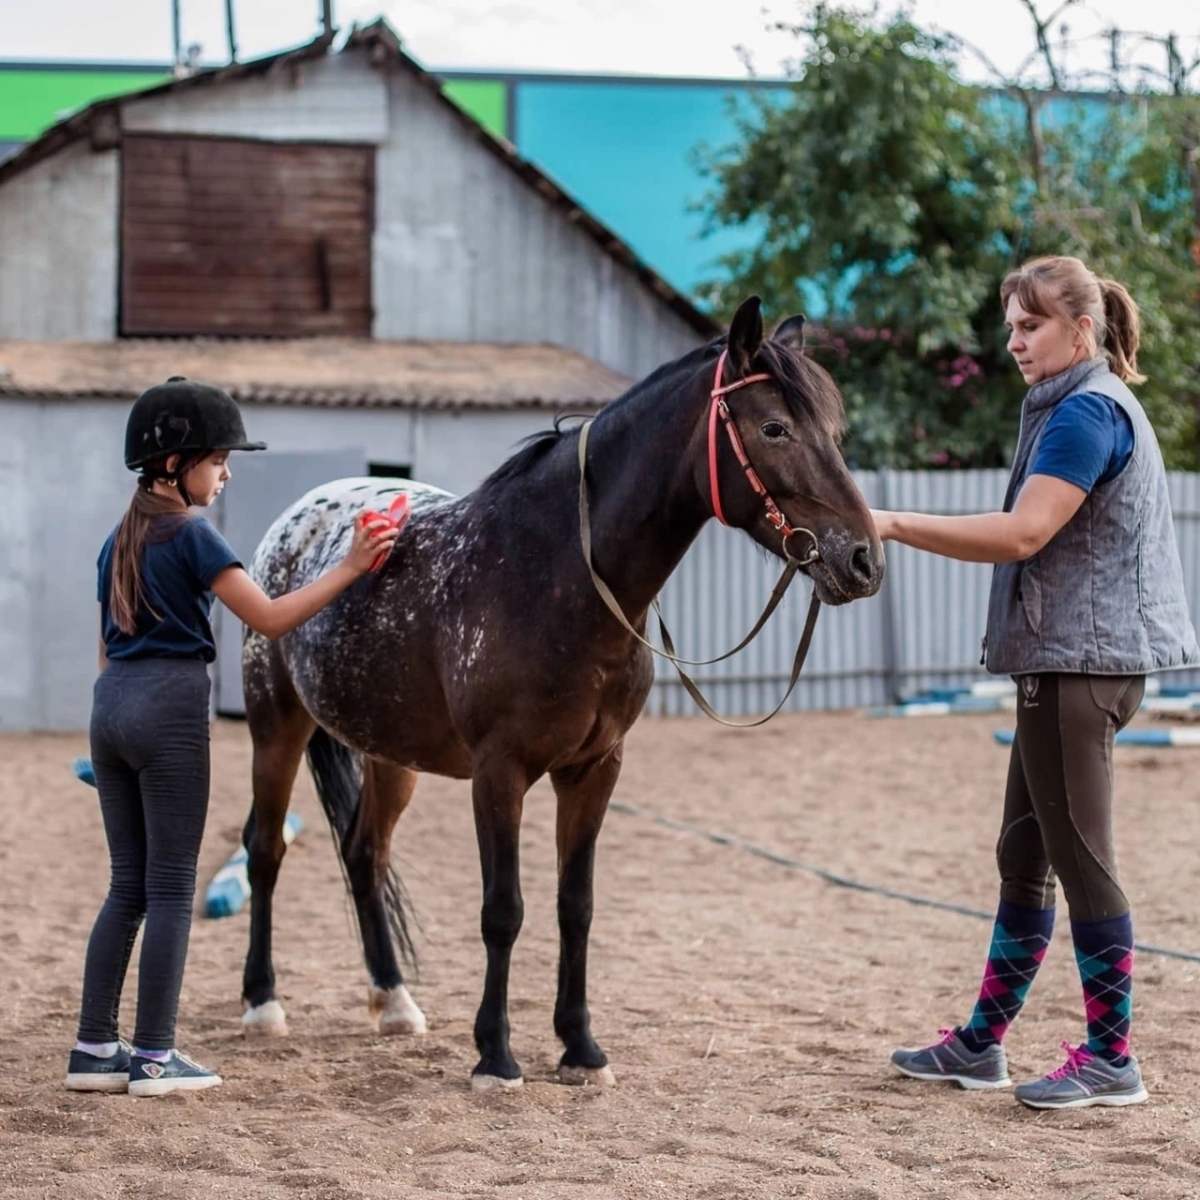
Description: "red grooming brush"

(357, 494), (411, 571)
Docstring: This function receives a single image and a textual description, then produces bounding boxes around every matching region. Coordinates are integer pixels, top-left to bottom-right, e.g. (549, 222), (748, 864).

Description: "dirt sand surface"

(2, 711), (1198, 1199)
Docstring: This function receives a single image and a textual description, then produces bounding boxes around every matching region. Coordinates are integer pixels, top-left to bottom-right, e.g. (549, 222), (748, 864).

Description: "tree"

(963, 0), (1200, 466)
(700, 2), (1200, 469)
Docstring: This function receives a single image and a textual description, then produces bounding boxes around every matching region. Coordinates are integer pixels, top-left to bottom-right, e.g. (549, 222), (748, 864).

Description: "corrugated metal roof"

(0, 337), (633, 410)
(0, 19), (719, 341)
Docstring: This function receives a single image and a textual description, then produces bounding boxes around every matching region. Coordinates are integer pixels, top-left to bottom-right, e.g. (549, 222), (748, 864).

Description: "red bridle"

(706, 349), (819, 564)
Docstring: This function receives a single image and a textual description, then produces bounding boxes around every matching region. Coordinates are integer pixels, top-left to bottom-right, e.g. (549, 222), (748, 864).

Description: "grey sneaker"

(65, 1040), (132, 1093)
(891, 1027), (1011, 1090)
(128, 1049), (222, 1098)
(1014, 1043), (1149, 1109)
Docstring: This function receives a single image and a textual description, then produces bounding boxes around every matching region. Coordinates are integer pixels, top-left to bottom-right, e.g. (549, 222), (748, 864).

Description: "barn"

(0, 20), (718, 731)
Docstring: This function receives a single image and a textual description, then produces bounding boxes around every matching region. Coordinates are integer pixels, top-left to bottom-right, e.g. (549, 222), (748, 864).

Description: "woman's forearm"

(883, 511), (1035, 563)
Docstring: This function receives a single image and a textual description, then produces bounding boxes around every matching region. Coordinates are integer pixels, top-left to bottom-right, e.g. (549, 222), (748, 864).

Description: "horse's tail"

(305, 726), (418, 970)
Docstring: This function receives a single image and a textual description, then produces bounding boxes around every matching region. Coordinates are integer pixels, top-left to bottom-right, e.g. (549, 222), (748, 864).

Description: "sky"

(0, 0), (1196, 88)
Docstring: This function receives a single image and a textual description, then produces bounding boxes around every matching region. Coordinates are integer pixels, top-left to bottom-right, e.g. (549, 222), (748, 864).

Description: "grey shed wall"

(0, 53), (704, 379)
(372, 67), (699, 377)
(0, 140), (119, 339)
(0, 396), (584, 732)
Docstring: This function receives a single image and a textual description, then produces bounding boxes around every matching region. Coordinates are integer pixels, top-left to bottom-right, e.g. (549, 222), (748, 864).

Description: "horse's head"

(699, 296), (884, 605)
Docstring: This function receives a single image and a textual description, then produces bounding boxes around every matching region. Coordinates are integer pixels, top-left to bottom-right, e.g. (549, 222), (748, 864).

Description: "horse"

(238, 296), (884, 1090)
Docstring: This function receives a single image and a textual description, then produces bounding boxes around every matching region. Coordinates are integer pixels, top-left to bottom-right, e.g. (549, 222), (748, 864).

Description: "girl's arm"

(211, 518), (399, 640)
(870, 474), (1087, 564)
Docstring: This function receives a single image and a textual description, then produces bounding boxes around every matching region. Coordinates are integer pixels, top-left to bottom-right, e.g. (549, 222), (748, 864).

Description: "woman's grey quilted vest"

(984, 358), (1198, 675)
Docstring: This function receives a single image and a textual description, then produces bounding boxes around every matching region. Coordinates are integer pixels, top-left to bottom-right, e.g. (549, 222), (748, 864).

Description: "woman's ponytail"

(1098, 277), (1146, 385)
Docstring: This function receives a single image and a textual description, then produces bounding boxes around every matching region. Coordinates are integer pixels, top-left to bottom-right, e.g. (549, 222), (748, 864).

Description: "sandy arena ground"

(1, 709), (1198, 1199)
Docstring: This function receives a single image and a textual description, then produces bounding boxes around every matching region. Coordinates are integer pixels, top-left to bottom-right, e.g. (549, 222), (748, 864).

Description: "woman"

(873, 256), (1197, 1109)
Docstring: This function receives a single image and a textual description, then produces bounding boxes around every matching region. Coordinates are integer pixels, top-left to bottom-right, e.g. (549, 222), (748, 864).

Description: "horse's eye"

(761, 421), (789, 440)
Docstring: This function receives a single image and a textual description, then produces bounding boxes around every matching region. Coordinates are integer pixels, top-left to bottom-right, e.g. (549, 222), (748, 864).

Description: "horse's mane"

(476, 334), (845, 492)
(478, 428), (565, 490)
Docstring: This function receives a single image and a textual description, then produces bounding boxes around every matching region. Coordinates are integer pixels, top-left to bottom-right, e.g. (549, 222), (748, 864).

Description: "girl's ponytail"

(1098, 278), (1146, 385)
(109, 470), (192, 635)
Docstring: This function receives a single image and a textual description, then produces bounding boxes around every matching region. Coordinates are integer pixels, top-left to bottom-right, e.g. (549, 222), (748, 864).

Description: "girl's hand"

(869, 509), (896, 541)
(345, 516), (400, 576)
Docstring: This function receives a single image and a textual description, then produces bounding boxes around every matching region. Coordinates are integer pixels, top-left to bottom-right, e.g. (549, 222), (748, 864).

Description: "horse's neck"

(573, 388), (710, 618)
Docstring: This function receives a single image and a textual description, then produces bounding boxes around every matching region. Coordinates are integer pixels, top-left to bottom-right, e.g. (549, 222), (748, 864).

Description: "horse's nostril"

(851, 542), (875, 584)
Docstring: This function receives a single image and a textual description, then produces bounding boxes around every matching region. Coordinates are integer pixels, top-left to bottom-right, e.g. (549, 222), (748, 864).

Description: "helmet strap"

(140, 450), (204, 508)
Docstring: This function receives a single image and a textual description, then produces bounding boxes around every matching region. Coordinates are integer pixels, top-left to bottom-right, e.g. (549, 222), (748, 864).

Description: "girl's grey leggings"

(78, 658), (211, 1050)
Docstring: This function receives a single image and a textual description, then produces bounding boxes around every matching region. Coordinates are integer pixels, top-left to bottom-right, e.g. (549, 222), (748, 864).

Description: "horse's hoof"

(470, 1072), (524, 1092)
(368, 985), (427, 1036)
(558, 1064), (617, 1087)
(242, 1000), (289, 1037)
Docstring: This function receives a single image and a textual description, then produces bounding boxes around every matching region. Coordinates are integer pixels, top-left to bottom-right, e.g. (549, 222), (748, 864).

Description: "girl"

(874, 256), (1198, 1109)
(66, 377), (399, 1098)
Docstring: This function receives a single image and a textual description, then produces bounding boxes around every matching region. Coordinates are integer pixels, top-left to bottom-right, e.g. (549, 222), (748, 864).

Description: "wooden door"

(120, 134), (374, 337)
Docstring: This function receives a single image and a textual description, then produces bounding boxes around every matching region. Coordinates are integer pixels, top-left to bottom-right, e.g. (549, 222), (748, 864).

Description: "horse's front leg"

(242, 708), (314, 1036)
(470, 753), (529, 1089)
(550, 745), (622, 1086)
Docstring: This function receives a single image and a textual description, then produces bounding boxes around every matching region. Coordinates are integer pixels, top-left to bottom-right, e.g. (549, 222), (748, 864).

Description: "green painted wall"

(440, 79), (507, 139)
(0, 67), (509, 142)
(0, 69), (170, 139)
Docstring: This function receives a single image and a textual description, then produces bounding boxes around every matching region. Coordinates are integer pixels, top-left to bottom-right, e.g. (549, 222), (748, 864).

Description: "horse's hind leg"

(242, 685), (315, 1037)
(550, 745), (623, 1087)
(346, 759), (426, 1035)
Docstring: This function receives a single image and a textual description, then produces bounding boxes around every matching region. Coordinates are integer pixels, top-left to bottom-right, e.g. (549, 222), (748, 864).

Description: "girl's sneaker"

(891, 1027), (1012, 1089)
(65, 1040), (132, 1093)
(1014, 1043), (1149, 1109)
(128, 1049), (222, 1097)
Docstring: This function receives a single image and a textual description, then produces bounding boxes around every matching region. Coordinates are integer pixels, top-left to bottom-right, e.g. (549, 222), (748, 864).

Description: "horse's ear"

(726, 296), (763, 376)
(772, 313), (807, 354)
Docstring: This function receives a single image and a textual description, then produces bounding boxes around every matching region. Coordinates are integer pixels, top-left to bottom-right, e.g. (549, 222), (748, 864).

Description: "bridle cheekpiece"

(707, 349), (819, 566)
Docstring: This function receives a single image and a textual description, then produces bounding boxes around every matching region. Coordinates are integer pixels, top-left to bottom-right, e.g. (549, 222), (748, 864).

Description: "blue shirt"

(98, 515), (241, 661)
(1030, 391), (1135, 492)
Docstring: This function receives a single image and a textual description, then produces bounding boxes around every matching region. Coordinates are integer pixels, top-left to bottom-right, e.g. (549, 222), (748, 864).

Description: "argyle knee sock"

(1071, 912), (1134, 1064)
(958, 900), (1054, 1052)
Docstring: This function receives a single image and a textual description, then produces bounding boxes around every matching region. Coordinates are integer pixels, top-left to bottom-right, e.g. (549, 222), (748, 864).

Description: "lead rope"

(577, 419), (822, 727)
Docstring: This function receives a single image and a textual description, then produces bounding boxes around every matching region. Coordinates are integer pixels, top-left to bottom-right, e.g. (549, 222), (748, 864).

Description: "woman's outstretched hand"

(869, 509), (896, 542)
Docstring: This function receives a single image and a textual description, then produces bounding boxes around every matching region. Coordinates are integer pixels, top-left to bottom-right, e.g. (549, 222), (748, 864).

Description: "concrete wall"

(0, 140), (118, 338)
(0, 396), (578, 731)
(0, 400), (131, 729)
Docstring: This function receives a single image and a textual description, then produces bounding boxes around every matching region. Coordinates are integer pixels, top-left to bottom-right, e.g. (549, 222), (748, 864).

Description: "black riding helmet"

(124, 376), (267, 470)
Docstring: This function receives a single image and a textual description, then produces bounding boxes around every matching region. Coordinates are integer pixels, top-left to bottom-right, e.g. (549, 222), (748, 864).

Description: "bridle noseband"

(707, 349), (819, 566)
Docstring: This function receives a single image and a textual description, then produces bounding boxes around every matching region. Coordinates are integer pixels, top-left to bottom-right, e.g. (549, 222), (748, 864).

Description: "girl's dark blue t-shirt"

(1030, 391), (1135, 491)
(98, 515), (241, 661)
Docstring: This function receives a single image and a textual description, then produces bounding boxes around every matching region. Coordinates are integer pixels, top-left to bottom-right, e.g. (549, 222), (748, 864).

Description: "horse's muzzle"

(806, 535), (884, 605)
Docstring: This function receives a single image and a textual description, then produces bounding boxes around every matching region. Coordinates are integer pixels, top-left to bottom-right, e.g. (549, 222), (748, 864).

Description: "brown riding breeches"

(998, 672), (1144, 923)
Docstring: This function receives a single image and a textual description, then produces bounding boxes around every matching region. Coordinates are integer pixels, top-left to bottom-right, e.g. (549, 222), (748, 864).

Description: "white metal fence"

(647, 470), (1200, 716)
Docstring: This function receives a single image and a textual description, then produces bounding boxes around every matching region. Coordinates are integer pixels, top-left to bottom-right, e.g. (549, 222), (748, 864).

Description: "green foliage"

(1018, 96), (1200, 467)
(699, 4), (1200, 469)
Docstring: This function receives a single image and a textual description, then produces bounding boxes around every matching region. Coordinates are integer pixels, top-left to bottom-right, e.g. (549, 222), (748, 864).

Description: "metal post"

(321, 0), (334, 38)
(225, 0), (238, 63)
(172, 0), (182, 68)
